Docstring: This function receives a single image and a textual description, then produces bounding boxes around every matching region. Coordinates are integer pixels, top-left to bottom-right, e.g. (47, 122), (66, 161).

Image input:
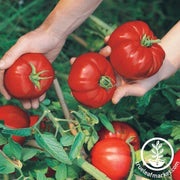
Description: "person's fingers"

(0, 37), (28, 69)
(112, 84), (147, 104)
(99, 45), (111, 57)
(31, 98), (39, 109)
(104, 35), (110, 43)
(39, 93), (46, 102)
(21, 99), (31, 109)
(70, 57), (76, 65)
(0, 70), (11, 100)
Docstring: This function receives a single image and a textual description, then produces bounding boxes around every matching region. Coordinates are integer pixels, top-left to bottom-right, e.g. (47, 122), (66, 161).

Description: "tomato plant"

(91, 138), (131, 180)
(68, 52), (116, 108)
(4, 53), (55, 99)
(0, 105), (30, 145)
(171, 149), (180, 180)
(98, 121), (140, 151)
(108, 20), (165, 80)
(30, 115), (51, 132)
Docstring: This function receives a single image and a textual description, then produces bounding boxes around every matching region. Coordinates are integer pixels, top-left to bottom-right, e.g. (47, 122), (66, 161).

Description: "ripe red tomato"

(0, 105), (30, 145)
(98, 121), (140, 151)
(30, 115), (52, 132)
(4, 53), (54, 99)
(171, 149), (180, 180)
(91, 138), (131, 180)
(108, 20), (165, 80)
(68, 53), (116, 108)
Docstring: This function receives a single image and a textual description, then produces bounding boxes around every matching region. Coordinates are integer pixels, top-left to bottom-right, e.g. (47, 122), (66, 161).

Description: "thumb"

(112, 84), (147, 104)
(0, 39), (27, 69)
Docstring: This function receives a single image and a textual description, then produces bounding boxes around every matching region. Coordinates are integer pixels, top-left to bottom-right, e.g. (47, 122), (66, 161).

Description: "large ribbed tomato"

(171, 149), (180, 180)
(91, 138), (131, 180)
(68, 53), (116, 108)
(4, 53), (54, 99)
(98, 121), (140, 151)
(0, 105), (30, 145)
(108, 20), (165, 80)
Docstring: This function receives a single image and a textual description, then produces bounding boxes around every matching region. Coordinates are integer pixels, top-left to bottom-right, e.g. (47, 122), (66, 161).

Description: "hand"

(0, 25), (66, 109)
(98, 35), (161, 104)
(70, 35), (163, 104)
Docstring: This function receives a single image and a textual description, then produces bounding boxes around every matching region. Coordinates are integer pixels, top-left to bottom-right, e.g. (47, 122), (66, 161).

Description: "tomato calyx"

(99, 76), (114, 90)
(29, 63), (52, 89)
(141, 34), (161, 47)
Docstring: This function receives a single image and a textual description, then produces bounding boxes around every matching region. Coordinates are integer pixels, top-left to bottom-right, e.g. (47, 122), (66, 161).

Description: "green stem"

(3, 174), (9, 180)
(40, 104), (65, 136)
(141, 34), (161, 47)
(74, 157), (111, 180)
(126, 141), (136, 180)
(99, 76), (114, 90)
(29, 63), (52, 89)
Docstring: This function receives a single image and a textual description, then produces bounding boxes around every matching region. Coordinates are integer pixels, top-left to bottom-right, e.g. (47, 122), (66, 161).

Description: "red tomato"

(0, 105), (30, 145)
(108, 21), (165, 80)
(171, 149), (180, 180)
(4, 53), (54, 99)
(30, 115), (52, 132)
(98, 121), (140, 151)
(91, 138), (131, 180)
(68, 53), (116, 108)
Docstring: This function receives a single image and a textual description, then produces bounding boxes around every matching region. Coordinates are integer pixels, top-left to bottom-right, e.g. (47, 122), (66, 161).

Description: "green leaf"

(22, 148), (40, 161)
(98, 113), (115, 133)
(45, 158), (59, 170)
(171, 125), (180, 140)
(0, 151), (15, 174)
(156, 121), (173, 135)
(162, 89), (177, 108)
(36, 171), (47, 180)
(69, 132), (85, 160)
(0, 133), (8, 145)
(9, 138), (22, 160)
(42, 99), (51, 106)
(55, 163), (67, 180)
(35, 133), (72, 165)
(60, 135), (74, 146)
(87, 130), (99, 151)
(2, 127), (32, 137)
(67, 164), (81, 179)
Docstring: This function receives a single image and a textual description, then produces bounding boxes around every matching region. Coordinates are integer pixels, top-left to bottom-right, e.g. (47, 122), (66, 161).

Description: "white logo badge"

(141, 137), (174, 171)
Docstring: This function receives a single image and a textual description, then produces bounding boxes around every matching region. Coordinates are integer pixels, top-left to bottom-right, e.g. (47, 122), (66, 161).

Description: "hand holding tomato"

(0, 26), (65, 109)
(99, 21), (180, 104)
(4, 53), (54, 100)
(68, 52), (116, 108)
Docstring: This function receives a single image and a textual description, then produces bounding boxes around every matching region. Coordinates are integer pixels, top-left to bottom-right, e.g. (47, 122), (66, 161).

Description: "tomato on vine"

(91, 138), (131, 180)
(0, 105), (30, 145)
(171, 149), (180, 180)
(98, 121), (140, 151)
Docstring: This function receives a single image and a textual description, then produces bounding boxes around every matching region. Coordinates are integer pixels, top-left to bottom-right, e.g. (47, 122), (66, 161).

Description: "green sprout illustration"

(149, 141), (165, 168)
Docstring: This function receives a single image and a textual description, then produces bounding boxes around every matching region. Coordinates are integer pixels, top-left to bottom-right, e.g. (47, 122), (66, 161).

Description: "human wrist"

(39, 0), (102, 40)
